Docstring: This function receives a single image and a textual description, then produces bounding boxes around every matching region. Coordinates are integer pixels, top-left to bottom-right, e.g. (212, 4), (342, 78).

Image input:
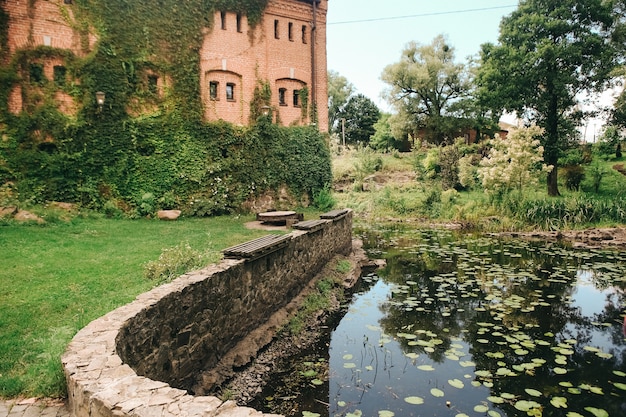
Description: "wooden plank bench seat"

(320, 209), (349, 220)
(292, 219), (328, 232)
(222, 234), (291, 260)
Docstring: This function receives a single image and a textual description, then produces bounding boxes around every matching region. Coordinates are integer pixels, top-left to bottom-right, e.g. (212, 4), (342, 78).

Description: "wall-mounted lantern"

(261, 105), (272, 117)
(95, 91), (105, 111)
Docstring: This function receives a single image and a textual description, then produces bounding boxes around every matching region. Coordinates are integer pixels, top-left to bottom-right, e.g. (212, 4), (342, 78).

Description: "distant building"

(2, 0), (328, 131)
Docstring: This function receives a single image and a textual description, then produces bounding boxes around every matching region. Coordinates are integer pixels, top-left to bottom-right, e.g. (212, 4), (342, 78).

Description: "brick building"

(201, 0), (328, 130)
(1, 0), (328, 131)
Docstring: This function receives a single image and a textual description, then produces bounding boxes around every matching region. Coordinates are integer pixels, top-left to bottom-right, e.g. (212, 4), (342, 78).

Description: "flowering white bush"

(478, 126), (553, 196)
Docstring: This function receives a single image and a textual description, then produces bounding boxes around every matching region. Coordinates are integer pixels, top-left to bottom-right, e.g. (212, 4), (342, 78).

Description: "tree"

(476, 0), (619, 196)
(327, 70), (355, 133)
(478, 126), (552, 197)
(381, 35), (473, 145)
(370, 113), (409, 151)
(337, 94), (380, 145)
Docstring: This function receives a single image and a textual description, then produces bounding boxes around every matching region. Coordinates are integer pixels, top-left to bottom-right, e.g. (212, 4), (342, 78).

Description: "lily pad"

(378, 411), (394, 417)
(404, 396), (424, 405)
(448, 378), (464, 389)
(584, 407), (608, 417)
(550, 396), (567, 408)
(417, 364), (435, 371)
(474, 405), (489, 413)
(430, 388), (445, 397)
(525, 388), (542, 397)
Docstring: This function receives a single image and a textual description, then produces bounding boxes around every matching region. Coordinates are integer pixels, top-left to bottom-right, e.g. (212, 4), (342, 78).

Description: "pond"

(252, 227), (626, 417)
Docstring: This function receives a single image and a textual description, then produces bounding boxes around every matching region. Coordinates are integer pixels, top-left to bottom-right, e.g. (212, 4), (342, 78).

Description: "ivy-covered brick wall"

(0, 0), (331, 215)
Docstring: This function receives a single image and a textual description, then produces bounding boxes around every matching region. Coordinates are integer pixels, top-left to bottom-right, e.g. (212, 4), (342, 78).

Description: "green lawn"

(0, 215), (271, 398)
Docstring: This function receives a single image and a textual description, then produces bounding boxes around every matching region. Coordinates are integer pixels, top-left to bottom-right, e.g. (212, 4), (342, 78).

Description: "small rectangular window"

(274, 19), (280, 39)
(279, 88), (287, 106)
(209, 81), (219, 100)
(302, 25), (307, 44)
(220, 11), (227, 30)
(288, 22), (293, 41)
(236, 13), (242, 33)
(148, 75), (158, 94)
(53, 66), (66, 86)
(226, 83), (235, 101)
(293, 90), (300, 107)
(29, 63), (44, 84)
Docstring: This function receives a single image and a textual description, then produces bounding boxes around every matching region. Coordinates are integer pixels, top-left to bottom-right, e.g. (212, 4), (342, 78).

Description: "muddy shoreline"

(490, 226), (626, 250)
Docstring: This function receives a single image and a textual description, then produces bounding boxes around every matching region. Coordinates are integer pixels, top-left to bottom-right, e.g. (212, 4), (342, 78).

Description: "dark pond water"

(253, 227), (626, 417)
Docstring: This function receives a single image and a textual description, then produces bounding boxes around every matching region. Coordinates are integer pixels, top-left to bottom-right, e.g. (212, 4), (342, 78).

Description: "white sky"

(325, 0), (619, 141)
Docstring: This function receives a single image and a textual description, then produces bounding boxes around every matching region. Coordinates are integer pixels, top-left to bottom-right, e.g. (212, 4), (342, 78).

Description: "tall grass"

(514, 196), (626, 230)
(0, 215), (270, 398)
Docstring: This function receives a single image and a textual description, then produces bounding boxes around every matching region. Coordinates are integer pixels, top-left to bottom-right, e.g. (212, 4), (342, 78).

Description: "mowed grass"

(0, 214), (270, 398)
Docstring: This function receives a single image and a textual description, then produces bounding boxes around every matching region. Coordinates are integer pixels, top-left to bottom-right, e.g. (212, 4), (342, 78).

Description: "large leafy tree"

(338, 93), (380, 145)
(476, 0), (619, 196)
(327, 70), (355, 133)
(381, 35), (473, 145)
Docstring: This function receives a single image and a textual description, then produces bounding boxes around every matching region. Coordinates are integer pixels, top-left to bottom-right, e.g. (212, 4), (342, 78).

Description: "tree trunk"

(545, 76), (560, 197)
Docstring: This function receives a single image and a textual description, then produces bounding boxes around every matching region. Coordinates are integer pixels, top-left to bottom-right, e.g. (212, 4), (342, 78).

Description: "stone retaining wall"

(62, 210), (352, 417)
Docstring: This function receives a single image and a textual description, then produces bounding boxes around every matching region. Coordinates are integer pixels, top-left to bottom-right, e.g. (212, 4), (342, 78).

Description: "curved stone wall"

(62, 211), (352, 417)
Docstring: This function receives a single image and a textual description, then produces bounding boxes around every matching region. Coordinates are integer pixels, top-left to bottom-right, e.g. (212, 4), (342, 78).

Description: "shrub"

(143, 242), (204, 284)
(313, 186), (336, 211)
(562, 165), (585, 191)
(439, 145), (460, 190)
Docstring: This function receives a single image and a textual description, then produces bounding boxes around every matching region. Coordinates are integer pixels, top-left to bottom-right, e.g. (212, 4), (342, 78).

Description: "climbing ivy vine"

(0, 0), (331, 215)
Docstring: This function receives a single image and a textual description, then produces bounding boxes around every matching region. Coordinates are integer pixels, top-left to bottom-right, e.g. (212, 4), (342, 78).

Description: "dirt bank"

(491, 227), (626, 250)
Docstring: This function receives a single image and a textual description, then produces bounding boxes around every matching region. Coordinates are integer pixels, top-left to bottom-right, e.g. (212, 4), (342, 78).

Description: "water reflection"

(256, 228), (626, 417)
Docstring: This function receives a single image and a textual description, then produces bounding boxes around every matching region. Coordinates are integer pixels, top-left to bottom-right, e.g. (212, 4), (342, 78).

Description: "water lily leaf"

(500, 392), (516, 399)
(613, 370), (626, 377)
(302, 412), (320, 417)
(337, 401), (346, 407)
(417, 364), (435, 371)
(311, 379), (323, 385)
(550, 396), (567, 408)
(343, 354), (353, 360)
(596, 352), (613, 359)
(553, 367), (567, 375)
(405, 352), (419, 359)
(568, 388), (581, 394)
(565, 413), (584, 417)
(378, 411), (394, 417)
(559, 382), (573, 387)
(583, 346), (600, 352)
(471, 381), (482, 387)
(366, 324), (380, 331)
(474, 405), (489, 413)
(514, 400), (541, 412)
(430, 388), (445, 397)
(448, 379), (464, 389)
(589, 386), (604, 395)
(475, 370), (492, 378)
(365, 365), (373, 371)
(301, 370), (317, 377)
(459, 361), (476, 367)
(487, 396), (505, 404)
(404, 396), (424, 405)
(487, 411), (502, 417)
(584, 407), (608, 417)
(614, 382), (626, 391)
(455, 414), (469, 417)
(477, 338), (489, 344)
(343, 363), (356, 369)
(525, 388), (542, 397)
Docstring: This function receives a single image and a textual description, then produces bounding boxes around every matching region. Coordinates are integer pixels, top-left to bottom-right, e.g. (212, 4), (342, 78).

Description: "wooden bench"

(320, 209), (349, 220)
(222, 234), (292, 261)
(292, 219), (328, 232)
